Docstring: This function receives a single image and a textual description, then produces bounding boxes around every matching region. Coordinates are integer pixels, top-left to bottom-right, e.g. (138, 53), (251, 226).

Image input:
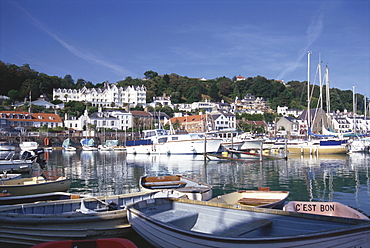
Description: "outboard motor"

(21, 151), (33, 160)
(34, 148), (47, 169)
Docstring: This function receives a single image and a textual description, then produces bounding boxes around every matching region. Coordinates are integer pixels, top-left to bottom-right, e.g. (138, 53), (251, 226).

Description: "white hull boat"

(140, 175), (213, 201)
(19, 141), (38, 151)
(126, 129), (221, 155)
(127, 198), (370, 248)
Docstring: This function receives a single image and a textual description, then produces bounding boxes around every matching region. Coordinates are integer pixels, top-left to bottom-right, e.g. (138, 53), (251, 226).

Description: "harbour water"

(42, 150), (370, 246)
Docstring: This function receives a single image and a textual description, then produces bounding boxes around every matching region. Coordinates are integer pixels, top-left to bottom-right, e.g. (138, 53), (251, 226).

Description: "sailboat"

(287, 53), (348, 155)
(80, 138), (98, 151)
(62, 138), (76, 151)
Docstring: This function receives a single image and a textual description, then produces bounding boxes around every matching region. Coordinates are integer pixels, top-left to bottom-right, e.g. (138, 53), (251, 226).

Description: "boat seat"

(143, 181), (186, 188)
(153, 210), (198, 230)
(238, 198), (280, 206)
(220, 219), (273, 237)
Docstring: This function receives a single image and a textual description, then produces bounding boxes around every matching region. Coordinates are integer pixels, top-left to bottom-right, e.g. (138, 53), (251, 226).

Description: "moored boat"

(125, 129), (221, 155)
(0, 176), (70, 196)
(127, 197), (370, 248)
(284, 201), (369, 220)
(0, 172), (22, 181)
(0, 149), (45, 173)
(0, 140), (15, 151)
(0, 191), (86, 206)
(19, 141), (39, 151)
(0, 191), (160, 247)
(62, 138), (76, 151)
(139, 175), (213, 201)
(209, 187), (289, 209)
(31, 238), (138, 248)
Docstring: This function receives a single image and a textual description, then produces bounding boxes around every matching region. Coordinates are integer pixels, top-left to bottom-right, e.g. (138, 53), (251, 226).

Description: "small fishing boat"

(284, 201), (370, 220)
(0, 191), (162, 247)
(0, 150), (45, 173)
(0, 176), (70, 196)
(127, 197), (370, 248)
(0, 191), (85, 205)
(209, 187), (289, 209)
(31, 238), (137, 248)
(140, 175), (213, 201)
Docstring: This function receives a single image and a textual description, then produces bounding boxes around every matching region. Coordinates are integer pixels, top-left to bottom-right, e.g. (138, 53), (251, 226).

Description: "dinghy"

(127, 198), (370, 248)
(140, 175), (213, 201)
(0, 191), (162, 247)
(0, 176), (70, 196)
(209, 187), (289, 209)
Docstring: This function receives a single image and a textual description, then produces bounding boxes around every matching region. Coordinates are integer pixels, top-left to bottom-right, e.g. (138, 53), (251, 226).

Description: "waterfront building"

(0, 111), (63, 129)
(53, 82), (146, 108)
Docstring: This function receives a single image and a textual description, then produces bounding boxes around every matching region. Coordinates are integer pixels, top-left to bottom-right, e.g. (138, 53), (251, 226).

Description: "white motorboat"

(125, 129), (221, 155)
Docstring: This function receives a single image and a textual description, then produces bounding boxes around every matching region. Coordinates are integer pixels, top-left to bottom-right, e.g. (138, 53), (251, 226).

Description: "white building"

(64, 108), (133, 131)
(53, 82), (146, 108)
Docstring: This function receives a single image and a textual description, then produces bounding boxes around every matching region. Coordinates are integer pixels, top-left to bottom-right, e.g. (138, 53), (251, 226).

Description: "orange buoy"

(44, 137), (50, 146)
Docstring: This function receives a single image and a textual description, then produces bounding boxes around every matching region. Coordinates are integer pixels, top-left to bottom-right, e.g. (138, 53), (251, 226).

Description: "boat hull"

(140, 175), (213, 201)
(287, 145), (347, 154)
(0, 191), (158, 247)
(284, 201), (369, 220)
(127, 198), (370, 248)
(31, 238), (137, 248)
(126, 139), (221, 155)
(0, 177), (71, 196)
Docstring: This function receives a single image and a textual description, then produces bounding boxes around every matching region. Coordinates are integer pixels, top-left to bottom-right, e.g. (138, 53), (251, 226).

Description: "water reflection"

(44, 150), (370, 215)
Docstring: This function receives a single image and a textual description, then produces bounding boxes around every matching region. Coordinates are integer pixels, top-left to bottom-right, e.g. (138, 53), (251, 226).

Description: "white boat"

(19, 141), (38, 151)
(127, 197), (370, 248)
(287, 139), (348, 154)
(284, 201), (369, 220)
(0, 172), (22, 181)
(125, 129), (221, 155)
(209, 187), (289, 209)
(0, 140), (15, 151)
(81, 138), (98, 151)
(0, 176), (70, 196)
(0, 151), (39, 173)
(0, 191), (164, 247)
(62, 138), (76, 151)
(206, 130), (245, 152)
(98, 140), (117, 151)
(139, 175), (213, 201)
(348, 137), (370, 153)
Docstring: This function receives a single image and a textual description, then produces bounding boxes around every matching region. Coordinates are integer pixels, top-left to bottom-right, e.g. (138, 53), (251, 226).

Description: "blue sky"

(1, 0), (369, 97)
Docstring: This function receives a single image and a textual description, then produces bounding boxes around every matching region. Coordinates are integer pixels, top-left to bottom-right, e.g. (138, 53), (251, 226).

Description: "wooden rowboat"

(0, 176), (70, 196)
(140, 175), (213, 201)
(209, 187), (289, 209)
(0, 191), (160, 247)
(127, 197), (370, 248)
(284, 201), (369, 220)
(31, 238), (137, 248)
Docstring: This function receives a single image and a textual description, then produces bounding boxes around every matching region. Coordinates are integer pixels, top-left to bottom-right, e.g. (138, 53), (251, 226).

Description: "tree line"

(0, 61), (367, 116)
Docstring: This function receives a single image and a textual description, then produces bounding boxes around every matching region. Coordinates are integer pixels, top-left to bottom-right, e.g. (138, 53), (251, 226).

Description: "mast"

(353, 86), (356, 133)
(325, 66), (331, 113)
(307, 51), (311, 131)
